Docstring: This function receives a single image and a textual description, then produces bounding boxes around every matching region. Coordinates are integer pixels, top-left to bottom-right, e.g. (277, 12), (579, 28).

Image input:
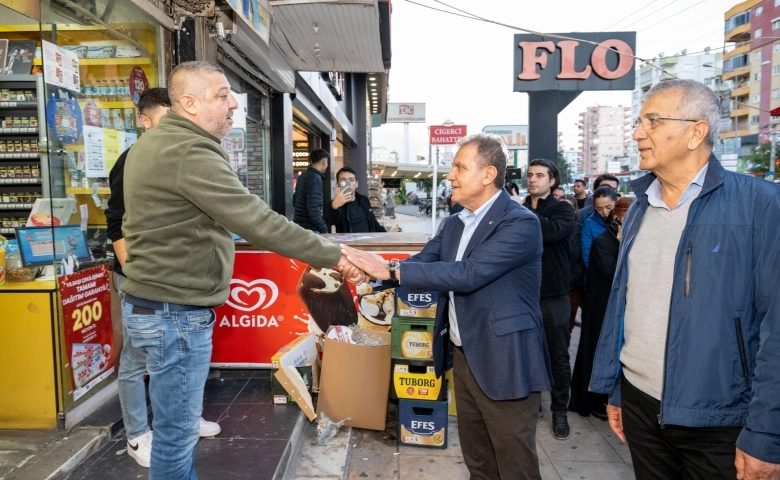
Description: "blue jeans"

(117, 274), (152, 442)
(120, 301), (215, 480)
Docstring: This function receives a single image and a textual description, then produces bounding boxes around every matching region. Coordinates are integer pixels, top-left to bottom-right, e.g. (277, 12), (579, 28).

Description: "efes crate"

(395, 288), (438, 319)
(391, 317), (435, 361)
(397, 399), (448, 448)
(391, 359), (445, 401)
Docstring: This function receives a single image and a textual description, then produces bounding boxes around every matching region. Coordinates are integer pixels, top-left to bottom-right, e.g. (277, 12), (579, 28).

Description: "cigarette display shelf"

(79, 58), (151, 66)
(0, 128), (39, 134)
(0, 102), (37, 109)
(0, 153), (40, 159)
(0, 203), (34, 210)
(0, 178), (41, 185)
(0, 228), (17, 234)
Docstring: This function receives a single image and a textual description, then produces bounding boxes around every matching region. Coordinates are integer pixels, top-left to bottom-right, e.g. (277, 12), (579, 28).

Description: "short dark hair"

(594, 174), (619, 189)
(593, 185), (618, 201)
(138, 88), (171, 116)
(310, 148), (329, 164)
(562, 194), (579, 221)
(574, 179), (587, 187)
(336, 166), (356, 181)
(528, 158), (560, 188)
(455, 133), (509, 189)
(554, 186), (565, 193)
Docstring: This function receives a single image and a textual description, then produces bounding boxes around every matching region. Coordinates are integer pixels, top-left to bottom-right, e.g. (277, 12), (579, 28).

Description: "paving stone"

(553, 460), (635, 480)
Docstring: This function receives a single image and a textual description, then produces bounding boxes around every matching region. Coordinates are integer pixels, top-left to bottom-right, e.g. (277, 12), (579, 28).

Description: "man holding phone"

(327, 166), (386, 233)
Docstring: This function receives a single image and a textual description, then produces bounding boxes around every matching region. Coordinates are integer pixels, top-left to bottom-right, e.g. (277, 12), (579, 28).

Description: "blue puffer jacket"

(590, 155), (780, 464)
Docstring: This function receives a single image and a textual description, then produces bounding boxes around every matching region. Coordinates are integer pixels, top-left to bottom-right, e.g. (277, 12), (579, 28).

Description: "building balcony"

(723, 65), (750, 81)
(731, 85), (750, 97)
(725, 23), (750, 44)
(730, 108), (750, 118)
(723, 44), (750, 62)
(720, 128), (752, 139)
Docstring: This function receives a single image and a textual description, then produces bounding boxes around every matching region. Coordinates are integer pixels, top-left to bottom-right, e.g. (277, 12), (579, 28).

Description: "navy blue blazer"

(400, 190), (553, 401)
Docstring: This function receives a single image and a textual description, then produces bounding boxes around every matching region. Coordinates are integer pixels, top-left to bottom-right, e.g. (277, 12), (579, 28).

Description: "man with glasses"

(590, 79), (780, 480)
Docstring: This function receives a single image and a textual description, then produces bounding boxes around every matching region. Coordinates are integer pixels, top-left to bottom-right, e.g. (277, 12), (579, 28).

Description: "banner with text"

(59, 264), (114, 401)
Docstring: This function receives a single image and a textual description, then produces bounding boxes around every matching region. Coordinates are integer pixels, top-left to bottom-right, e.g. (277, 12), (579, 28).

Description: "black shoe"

(552, 412), (570, 440)
(538, 405), (543, 418)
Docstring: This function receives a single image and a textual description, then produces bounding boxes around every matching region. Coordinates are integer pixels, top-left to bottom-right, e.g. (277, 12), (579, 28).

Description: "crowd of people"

(109, 63), (778, 480)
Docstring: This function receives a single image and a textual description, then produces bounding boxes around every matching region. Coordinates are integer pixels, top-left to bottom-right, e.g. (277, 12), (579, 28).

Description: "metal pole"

(432, 156), (438, 236)
(771, 126), (776, 179)
(404, 122), (410, 163)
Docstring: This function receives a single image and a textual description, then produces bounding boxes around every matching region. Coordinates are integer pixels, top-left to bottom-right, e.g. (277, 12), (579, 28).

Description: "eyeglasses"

(631, 115), (700, 130)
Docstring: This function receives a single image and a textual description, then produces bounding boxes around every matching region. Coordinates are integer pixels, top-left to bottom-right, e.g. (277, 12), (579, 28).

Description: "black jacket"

(326, 192), (386, 233)
(106, 148), (130, 276)
(293, 166), (328, 233)
(523, 194), (575, 298)
(569, 222), (584, 291)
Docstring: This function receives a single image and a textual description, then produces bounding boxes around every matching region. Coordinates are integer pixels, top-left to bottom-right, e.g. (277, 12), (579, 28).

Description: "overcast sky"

(372, 0), (737, 161)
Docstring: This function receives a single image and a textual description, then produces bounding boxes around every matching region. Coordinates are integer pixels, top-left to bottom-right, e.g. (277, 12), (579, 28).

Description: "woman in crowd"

(569, 197), (635, 419)
(384, 188), (396, 219)
(561, 194), (584, 336)
(581, 186), (618, 269)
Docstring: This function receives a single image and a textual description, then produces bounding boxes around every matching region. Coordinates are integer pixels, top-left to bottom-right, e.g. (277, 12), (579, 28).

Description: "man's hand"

(335, 255), (368, 285)
(607, 405), (626, 443)
(331, 188), (354, 209)
(340, 244), (392, 281)
(736, 448), (780, 480)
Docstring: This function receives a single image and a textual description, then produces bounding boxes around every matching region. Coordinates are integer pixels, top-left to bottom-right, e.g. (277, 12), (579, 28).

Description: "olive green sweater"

(121, 112), (341, 306)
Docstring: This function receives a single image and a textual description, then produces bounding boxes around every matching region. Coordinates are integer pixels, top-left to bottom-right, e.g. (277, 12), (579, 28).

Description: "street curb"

(275, 411), (307, 480)
(46, 428), (109, 480)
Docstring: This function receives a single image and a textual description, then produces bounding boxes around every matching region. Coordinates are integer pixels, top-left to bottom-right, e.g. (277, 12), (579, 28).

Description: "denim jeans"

(116, 274), (152, 442)
(120, 301), (215, 480)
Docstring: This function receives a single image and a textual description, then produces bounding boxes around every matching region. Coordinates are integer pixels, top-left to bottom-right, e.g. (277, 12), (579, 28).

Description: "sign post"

(387, 103), (426, 163)
(514, 32), (636, 164)
(429, 122), (468, 236)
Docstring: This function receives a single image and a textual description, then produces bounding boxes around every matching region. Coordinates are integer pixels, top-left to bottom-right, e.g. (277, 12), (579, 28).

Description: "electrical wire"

(601, 0), (662, 32)
(619, 0), (680, 30)
(638, 0), (711, 32)
(405, 0), (773, 115)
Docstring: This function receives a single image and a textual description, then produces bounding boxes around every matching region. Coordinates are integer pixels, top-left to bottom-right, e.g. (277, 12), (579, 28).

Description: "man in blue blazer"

(343, 133), (552, 480)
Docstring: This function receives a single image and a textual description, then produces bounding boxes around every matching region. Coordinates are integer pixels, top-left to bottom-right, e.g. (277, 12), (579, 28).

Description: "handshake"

(334, 244), (396, 285)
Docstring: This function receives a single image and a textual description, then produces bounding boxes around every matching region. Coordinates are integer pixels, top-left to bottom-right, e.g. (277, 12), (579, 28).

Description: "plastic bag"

(316, 411), (350, 446)
(348, 323), (389, 346)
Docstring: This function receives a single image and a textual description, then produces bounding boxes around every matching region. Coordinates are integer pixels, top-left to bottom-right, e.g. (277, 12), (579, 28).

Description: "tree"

(556, 151), (572, 187)
(745, 142), (778, 175)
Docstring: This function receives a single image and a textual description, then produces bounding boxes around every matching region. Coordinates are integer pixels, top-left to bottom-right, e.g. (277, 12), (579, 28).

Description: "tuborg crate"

(391, 359), (445, 401)
(391, 317), (435, 361)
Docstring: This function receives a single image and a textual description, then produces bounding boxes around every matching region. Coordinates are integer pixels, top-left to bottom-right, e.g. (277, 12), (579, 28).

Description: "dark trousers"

(622, 375), (742, 480)
(453, 346), (541, 480)
(540, 295), (571, 412)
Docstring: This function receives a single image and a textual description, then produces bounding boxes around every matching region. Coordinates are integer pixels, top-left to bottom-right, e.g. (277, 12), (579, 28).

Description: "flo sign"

(513, 32), (636, 91)
(513, 32), (636, 170)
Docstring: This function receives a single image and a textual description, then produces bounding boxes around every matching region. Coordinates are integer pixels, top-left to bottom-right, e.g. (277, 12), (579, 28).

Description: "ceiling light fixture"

(370, 83), (377, 86)
(369, 77), (376, 81)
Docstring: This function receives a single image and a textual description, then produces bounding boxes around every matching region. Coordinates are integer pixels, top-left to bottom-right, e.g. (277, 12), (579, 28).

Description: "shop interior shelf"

(0, 102), (38, 108)
(0, 179), (41, 185)
(0, 128), (39, 134)
(0, 228), (18, 235)
(0, 203), (33, 210)
(79, 58), (152, 66)
(0, 154), (41, 160)
(66, 187), (111, 195)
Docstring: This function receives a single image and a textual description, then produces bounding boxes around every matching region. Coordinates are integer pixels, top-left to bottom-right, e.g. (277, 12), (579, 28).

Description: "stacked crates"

(391, 288), (448, 448)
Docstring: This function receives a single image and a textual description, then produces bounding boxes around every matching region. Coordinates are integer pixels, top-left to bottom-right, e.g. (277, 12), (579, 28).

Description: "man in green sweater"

(121, 61), (361, 480)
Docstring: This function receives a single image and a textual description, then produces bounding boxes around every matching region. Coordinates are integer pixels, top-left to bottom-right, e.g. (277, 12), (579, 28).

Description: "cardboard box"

(394, 288), (439, 319)
(271, 333), (317, 369)
(272, 365), (312, 404)
(397, 399), (448, 448)
(391, 317), (435, 360)
(316, 330), (391, 431)
(392, 360), (444, 401)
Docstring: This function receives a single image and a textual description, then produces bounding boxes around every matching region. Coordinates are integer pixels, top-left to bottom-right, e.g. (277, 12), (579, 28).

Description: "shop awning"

(373, 162), (452, 180)
(268, 0), (387, 73)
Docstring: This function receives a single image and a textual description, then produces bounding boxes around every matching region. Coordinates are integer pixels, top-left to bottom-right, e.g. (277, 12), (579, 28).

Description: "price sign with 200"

(72, 300), (103, 332)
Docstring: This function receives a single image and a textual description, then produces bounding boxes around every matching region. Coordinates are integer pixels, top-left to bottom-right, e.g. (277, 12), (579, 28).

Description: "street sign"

(430, 124), (467, 145)
(387, 103), (426, 123)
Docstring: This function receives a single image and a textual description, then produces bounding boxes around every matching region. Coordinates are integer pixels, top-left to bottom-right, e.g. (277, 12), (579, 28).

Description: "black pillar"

(352, 73), (368, 195)
(528, 91), (581, 162)
(320, 132), (333, 212)
(177, 18), (196, 64)
(271, 93), (294, 218)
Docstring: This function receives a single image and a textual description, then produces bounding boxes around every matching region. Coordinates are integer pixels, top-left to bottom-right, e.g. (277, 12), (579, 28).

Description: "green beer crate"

(391, 317), (435, 361)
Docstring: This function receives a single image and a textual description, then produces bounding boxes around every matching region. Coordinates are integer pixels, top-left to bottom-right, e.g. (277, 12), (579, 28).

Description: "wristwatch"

(388, 258), (401, 281)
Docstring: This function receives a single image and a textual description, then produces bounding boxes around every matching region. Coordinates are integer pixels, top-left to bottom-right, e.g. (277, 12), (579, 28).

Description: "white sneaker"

(127, 431), (153, 468)
(199, 417), (221, 437)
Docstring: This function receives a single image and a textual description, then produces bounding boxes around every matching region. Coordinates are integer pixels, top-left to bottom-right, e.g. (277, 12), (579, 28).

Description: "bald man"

(121, 61), (362, 479)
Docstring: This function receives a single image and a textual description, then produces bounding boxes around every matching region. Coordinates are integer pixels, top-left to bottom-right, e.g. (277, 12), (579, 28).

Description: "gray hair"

(455, 133), (509, 188)
(644, 79), (720, 148)
(168, 61), (226, 105)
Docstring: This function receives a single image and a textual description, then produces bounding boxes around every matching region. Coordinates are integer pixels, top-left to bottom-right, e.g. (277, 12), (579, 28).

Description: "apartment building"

(577, 106), (632, 180)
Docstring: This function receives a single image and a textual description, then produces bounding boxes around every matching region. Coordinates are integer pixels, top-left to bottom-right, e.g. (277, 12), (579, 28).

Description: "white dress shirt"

(448, 189), (502, 346)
